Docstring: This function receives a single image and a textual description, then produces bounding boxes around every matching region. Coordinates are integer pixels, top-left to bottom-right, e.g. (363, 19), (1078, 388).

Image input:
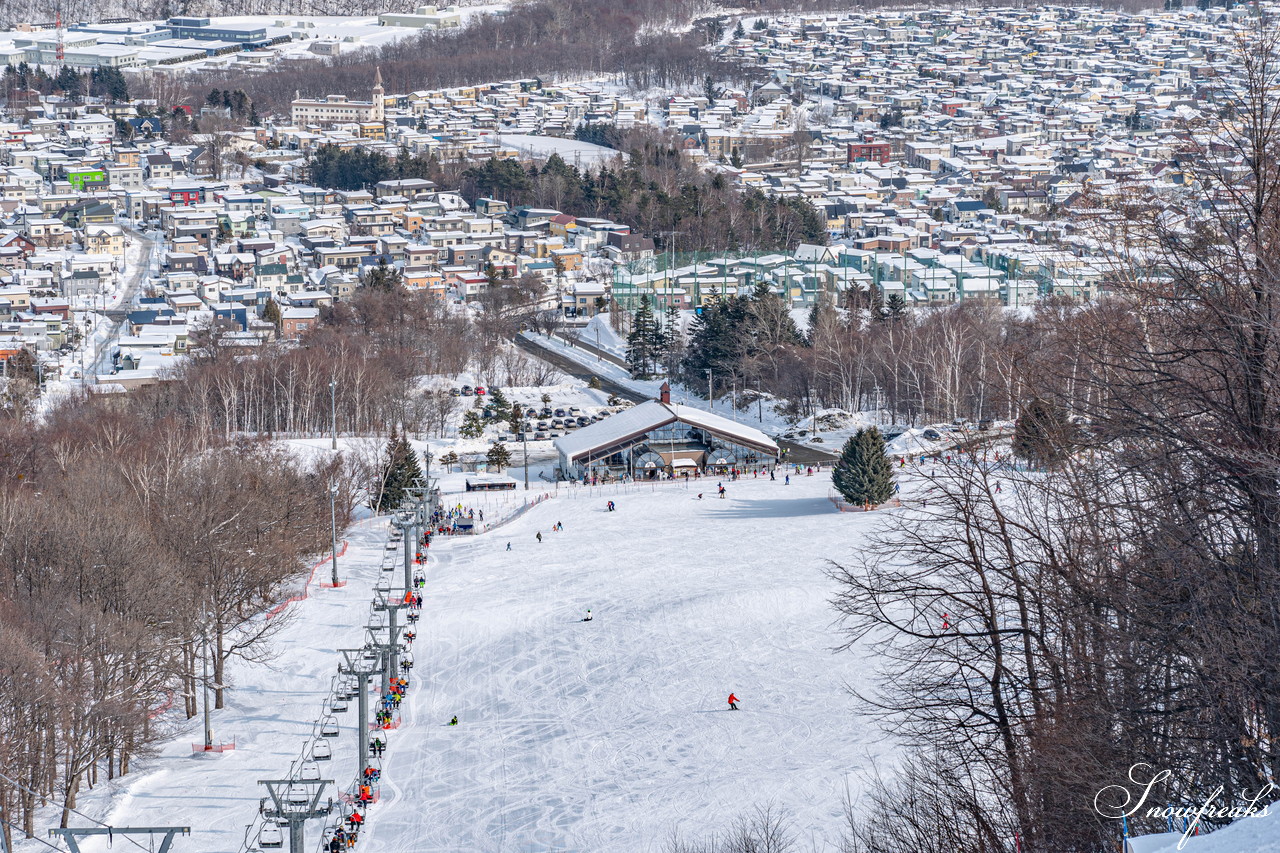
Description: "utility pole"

(328, 482), (340, 587)
(523, 431), (529, 490)
(201, 630), (213, 751)
(329, 379), (338, 450)
(257, 779), (332, 853)
(338, 648), (383, 779)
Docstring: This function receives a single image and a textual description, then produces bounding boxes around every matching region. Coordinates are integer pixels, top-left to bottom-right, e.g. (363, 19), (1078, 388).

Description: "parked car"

(534, 431), (549, 440)
(537, 420), (549, 429)
(461, 385), (474, 396)
(564, 421), (578, 430)
(551, 418), (563, 428)
(475, 386), (486, 396)
(978, 419), (993, 431)
(568, 407), (582, 416)
(525, 408), (537, 417)
(450, 388), (461, 397)
(540, 407), (553, 418)
(554, 408), (566, 418)
(923, 428), (942, 440)
(576, 416), (591, 426)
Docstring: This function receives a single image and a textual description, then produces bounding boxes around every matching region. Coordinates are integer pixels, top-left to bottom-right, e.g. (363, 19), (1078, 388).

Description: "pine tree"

(883, 292), (907, 321)
(734, 20), (746, 38)
(832, 427), (895, 506)
(626, 297), (660, 378)
(460, 410), (485, 439)
(488, 387), (510, 419)
(261, 297), (282, 329)
(376, 429), (423, 512)
(486, 442), (512, 470)
(363, 257), (402, 291)
(1013, 398), (1074, 468)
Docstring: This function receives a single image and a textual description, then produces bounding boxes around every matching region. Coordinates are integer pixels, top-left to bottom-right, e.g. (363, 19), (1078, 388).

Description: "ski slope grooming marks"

(30, 475), (888, 853)
(360, 473), (885, 852)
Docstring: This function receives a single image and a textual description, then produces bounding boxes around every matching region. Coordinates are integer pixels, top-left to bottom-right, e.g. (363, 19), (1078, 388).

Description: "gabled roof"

(554, 400), (778, 463)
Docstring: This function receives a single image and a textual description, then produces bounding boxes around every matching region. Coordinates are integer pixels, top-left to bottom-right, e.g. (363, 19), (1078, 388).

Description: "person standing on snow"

(536, 532), (542, 543)
(727, 693), (739, 711)
(583, 609), (593, 622)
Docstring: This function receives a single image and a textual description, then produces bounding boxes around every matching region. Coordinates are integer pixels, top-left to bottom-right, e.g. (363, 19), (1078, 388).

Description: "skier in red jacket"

(727, 693), (739, 711)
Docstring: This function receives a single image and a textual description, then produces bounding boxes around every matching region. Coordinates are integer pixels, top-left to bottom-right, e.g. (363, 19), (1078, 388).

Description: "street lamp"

(329, 379), (337, 450)
(328, 482), (340, 587)
(705, 368), (713, 410)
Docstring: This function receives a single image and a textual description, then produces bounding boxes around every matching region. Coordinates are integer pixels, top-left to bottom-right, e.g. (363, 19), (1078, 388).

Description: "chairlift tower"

(391, 509), (420, 593)
(258, 779), (332, 853)
(371, 588), (410, 694)
(48, 827), (189, 853)
(338, 648), (383, 779)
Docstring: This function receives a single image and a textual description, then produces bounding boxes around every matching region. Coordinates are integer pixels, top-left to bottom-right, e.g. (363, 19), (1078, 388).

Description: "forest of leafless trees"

(825, 25), (1280, 853)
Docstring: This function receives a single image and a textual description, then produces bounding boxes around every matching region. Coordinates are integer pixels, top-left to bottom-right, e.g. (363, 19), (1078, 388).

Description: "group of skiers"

(428, 503), (484, 536)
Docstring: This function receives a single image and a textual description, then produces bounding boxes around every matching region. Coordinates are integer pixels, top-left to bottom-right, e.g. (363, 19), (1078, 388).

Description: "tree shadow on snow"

(705, 496), (834, 519)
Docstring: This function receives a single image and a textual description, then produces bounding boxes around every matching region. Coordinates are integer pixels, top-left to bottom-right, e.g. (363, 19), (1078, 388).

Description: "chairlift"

(285, 785), (310, 806)
(259, 825), (284, 849)
(299, 761), (321, 781)
(312, 739), (332, 761)
(331, 695), (349, 713)
(320, 716), (340, 738)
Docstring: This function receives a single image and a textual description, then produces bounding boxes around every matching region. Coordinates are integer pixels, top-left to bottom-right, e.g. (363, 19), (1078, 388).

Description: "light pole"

(329, 482), (339, 587)
(201, 629), (213, 750)
(523, 431), (529, 490)
(329, 379), (337, 450)
(705, 368), (713, 410)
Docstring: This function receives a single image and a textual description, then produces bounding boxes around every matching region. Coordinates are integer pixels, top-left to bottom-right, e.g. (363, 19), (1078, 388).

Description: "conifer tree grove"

(832, 427), (895, 506)
(626, 296), (663, 379)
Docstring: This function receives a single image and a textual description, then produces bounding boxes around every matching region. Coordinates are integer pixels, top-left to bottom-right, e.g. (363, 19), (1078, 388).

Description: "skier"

(583, 609), (593, 622)
(536, 532), (542, 543)
(448, 715), (458, 726)
(348, 811), (364, 830)
(785, 474), (790, 485)
(718, 485), (726, 499)
(371, 737), (384, 757)
(506, 542), (512, 551)
(607, 500), (615, 512)
(697, 493), (703, 499)
(769, 470), (775, 481)
(727, 693), (739, 711)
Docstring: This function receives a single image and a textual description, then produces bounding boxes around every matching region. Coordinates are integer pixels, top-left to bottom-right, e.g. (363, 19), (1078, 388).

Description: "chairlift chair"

(312, 739), (332, 761)
(259, 825), (284, 849)
(320, 716), (340, 738)
(331, 695), (349, 713)
(300, 761), (321, 781)
(285, 785), (310, 806)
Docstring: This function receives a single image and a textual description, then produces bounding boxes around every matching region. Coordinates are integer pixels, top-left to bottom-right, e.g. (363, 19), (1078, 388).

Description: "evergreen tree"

(376, 429), (422, 512)
(486, 442), (512, 470)
(363, 257), (402, 291)
(753, 18), (768, 30)
(832, 427), (896, 506)
(460, 410), (485, 439)
(883, 292), (908, 321)
(488, 387), (511, 420)
(507, 402), (524, 435)
(626, 297), (661, 378)
(261, 297), (282, 329)
(734, 20), (746, 38)
(1013, 398), (1074, 468)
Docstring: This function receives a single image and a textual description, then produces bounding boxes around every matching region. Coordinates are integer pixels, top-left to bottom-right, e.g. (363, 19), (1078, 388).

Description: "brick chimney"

(659, 381), (671, 404)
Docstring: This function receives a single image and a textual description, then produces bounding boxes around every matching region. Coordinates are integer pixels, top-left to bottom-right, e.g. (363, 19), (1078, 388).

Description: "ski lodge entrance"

(554, 383), (779, 480)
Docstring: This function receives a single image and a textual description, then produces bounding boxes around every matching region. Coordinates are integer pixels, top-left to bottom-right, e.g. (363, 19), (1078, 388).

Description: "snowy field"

(23, 472), (892, 853)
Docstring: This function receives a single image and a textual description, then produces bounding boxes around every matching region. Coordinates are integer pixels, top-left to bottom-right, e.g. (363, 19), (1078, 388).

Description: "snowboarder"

(448, 715), (458, 726)
(697, 493), (703, 499)
(727, 693), (739, 711)
(536, 532), (542, 542)
(583, 609), (593, 622)
(718, 485), (726, 498)
(506, 542), (512, 551)
(606, 501), (615, 511)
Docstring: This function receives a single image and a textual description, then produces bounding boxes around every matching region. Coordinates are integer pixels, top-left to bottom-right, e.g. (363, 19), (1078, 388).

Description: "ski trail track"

(364, 474), (887, 852)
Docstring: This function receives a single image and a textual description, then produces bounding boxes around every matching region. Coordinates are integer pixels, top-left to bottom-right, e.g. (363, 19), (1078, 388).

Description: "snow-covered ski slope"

(47, 473), (886, 853)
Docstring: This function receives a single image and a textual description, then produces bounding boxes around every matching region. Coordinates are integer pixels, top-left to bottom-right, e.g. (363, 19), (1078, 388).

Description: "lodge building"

(554, 383), (779, 480)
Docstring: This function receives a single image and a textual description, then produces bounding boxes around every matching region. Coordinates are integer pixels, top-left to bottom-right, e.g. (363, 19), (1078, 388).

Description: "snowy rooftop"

(554, 400), (779, 462)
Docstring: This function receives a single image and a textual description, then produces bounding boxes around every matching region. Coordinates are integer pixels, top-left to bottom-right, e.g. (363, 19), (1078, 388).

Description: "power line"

(0, 817), (66, 853)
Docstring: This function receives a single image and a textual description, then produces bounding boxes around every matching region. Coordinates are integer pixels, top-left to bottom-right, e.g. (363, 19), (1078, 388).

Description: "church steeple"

(371, 67), (385, 123)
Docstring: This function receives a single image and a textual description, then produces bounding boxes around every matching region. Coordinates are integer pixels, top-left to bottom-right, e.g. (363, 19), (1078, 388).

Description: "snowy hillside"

(27, 472), (891, 852)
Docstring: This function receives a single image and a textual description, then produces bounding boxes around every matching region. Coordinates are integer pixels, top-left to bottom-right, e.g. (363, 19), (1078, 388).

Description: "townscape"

(1, 1), (1279, 852)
